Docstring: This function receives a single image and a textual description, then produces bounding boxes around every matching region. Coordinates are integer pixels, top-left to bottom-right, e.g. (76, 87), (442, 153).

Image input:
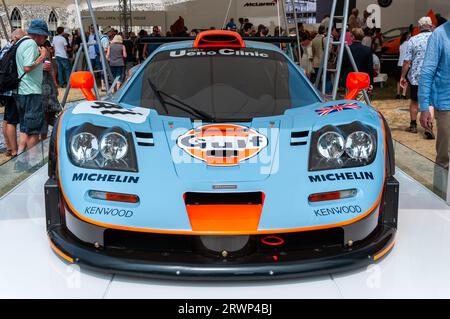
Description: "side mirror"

(70, 71), (96, 101)
(344, 72), (370, 100)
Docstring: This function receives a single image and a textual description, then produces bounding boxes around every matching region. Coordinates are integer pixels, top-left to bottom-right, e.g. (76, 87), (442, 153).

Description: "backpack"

(0, 37), (31, 94)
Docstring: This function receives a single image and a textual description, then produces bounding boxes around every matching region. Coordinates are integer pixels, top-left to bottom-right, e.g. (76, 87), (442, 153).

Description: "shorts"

(410, 85), (419, 102)
(110, 66), (125, 83)
(15, 94), (44, 135)
(395, 66), (402, 82)
(0, 96), (19, 125)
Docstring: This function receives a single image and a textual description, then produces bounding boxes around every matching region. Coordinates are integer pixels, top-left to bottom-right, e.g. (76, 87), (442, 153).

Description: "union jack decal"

(315, 103), (361, 117)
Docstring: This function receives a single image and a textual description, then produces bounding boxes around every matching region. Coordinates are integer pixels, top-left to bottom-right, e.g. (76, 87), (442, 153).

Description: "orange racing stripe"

(373, 240), (396, 261)
(49, 238), (74, 263)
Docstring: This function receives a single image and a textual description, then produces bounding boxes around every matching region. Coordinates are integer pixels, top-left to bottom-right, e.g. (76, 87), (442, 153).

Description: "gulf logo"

(176, 124), (268, 166)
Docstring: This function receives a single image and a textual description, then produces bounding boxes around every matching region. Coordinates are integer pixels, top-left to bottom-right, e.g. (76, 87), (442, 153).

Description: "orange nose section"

(186, 205), (263, 234)
(185, 192), (265, 234)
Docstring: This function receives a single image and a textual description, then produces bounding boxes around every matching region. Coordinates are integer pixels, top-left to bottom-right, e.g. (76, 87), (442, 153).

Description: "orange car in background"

(381, 10), (437, 59)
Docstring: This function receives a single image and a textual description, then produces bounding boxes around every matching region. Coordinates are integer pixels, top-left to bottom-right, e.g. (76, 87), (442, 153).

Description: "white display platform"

(1, 165), (450, 299)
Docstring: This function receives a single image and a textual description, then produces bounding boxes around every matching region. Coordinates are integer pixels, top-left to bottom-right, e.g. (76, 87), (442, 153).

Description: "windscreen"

(121, 47), (320, 121)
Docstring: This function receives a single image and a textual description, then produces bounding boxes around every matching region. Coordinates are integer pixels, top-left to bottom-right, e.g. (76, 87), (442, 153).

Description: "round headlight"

(345, 131), (374, 160)
(100, 132), (128, 161)
(70, 132), (99, 162)
(317, 132), (345, 159)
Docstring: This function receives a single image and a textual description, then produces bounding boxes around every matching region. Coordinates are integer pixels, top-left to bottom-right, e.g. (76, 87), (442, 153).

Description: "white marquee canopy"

(2, 0), (192, 8)
(0, 0), (197, 32)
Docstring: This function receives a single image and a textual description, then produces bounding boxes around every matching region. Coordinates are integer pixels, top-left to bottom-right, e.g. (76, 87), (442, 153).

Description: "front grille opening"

(103, 227), (345, 262)
(291, 131), (309, 146)
(135, 132), (154, 147)
(291, 131), (309, 138)
(184, 192), (263, 205)
(135, 132), (153, 139)
(264, 228), (344, 252)
(104, 230), (191, 252)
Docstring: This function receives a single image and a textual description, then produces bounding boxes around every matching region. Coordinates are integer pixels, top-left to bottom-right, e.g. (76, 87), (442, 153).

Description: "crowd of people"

(0, 20), (61, 163)
(304, 8), (450, 155)
(0, 11), (449, 178)
(322, 8), (450, 192)
(288, 8), (387, 85)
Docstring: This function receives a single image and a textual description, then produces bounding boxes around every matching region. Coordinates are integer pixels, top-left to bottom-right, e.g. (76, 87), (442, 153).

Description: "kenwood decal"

(84, 206), (134, 218)
(72, 173), (139, 184)
(314, 205), (362, 217)
(309, 172), (374, 183)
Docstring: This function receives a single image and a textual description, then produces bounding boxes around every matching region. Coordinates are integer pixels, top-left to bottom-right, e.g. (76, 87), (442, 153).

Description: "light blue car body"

(57, 40), (385, 233)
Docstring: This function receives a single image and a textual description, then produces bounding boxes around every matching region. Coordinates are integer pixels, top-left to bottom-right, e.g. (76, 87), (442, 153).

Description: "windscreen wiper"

(147, 78), (168, 114)
(147, 78), (215, 122)
(158, 89), (216, 122)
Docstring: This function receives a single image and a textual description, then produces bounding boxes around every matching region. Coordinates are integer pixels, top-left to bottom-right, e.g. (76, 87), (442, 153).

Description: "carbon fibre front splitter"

(47, 224), (396, 281)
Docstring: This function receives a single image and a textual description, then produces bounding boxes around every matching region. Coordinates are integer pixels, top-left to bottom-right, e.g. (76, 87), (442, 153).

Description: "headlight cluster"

(309, 122), (377, 171)
(67, 123), (138, 172)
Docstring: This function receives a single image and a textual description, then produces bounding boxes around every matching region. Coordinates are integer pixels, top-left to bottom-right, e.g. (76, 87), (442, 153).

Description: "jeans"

(56, 56), (72, 86)
(434, 110), (450, 199)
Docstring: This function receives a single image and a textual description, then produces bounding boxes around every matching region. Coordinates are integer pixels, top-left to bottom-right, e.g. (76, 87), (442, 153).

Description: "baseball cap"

(102, 26), (113, 34)
(418, 17), (433, 27)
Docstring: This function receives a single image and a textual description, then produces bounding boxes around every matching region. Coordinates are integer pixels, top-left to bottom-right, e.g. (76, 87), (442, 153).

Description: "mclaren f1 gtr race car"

(45, 31), (399, 280)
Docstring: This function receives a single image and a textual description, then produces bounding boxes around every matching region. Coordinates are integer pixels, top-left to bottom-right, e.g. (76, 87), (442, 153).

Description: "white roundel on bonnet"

(72, 101), (150, 124)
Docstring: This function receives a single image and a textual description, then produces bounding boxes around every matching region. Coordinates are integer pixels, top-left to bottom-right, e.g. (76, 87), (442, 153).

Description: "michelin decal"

(72, 173), (139, 184)
(309, 172), (374, 183)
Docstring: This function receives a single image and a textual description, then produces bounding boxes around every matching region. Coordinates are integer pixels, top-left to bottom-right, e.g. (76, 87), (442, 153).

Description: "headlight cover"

(70, 132), (99, 163)
(66, 123), (138, 172)
(345, 131), (374, 160)
(317, 132), (345, 159)
(100, 132), (129, 161)
(309, 122), (377, 171)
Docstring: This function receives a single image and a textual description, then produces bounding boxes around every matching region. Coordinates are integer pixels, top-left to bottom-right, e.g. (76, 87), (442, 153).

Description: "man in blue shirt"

(226, 18), (237, 30)
(419, 21), (450, 170)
